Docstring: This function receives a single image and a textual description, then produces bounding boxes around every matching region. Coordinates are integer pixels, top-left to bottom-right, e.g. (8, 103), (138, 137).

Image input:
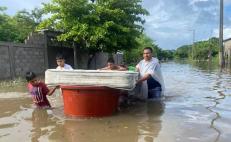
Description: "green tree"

(13, 10), (37, 42)
(31, 8), (44, 24)
(174, 37), (219, 60)
(13, 8), (44, 42)
(0, 7), (44, 42)
(38, 0), (149, 52)
(124, 34), (169, 64)
(174, 45), (191, 59)
(0, 7), (17, 42)
(160, 50), (174, 60)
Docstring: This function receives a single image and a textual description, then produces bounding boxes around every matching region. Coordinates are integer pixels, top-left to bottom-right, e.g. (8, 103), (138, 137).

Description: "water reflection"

(205, 95), (224, 142)
(53, 101), (165, 142)
(204, 72), (226, 142)
(137, 101), (164, 142)
(31, 109), (50, 142)
(182, 60), (231, 142)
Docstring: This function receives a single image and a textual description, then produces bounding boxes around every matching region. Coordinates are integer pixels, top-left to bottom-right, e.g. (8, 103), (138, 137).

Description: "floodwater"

(0, 61), (231, 142)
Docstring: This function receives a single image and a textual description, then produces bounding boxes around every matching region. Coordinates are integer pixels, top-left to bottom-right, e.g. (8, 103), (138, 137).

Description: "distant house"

(224, 38), (231, 63)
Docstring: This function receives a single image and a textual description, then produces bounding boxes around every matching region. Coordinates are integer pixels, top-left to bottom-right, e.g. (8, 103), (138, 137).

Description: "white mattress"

(45, 69), (139, 90)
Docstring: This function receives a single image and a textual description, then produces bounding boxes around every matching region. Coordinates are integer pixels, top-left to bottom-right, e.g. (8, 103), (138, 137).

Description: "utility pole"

(219, 0), (225, 67)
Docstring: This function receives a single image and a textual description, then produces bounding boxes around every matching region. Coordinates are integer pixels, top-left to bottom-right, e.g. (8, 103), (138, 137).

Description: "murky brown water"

(0, 61), (231, 142)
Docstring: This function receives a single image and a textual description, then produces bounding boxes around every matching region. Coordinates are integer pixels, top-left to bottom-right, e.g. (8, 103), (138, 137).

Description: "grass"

(0, 77), (27, 92)
(0, 77), (26, 87)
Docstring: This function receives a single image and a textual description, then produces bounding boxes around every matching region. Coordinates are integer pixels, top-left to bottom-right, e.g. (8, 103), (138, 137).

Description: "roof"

(224, 38), (231, 42)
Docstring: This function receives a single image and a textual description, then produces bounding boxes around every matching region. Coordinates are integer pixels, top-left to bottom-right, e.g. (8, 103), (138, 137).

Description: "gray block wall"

(88, 52), (124, 69)
(0, 31), (124, 80)
(13, 46), (45, 76)
(0, 42), (45, 79)
(0, 44), (11, 79)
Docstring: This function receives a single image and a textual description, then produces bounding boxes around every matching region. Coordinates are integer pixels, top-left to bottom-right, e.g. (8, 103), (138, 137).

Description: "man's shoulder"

(152, 57), (159, 63)
(136, 59), (145, 68)
(138, 59), (145, 64)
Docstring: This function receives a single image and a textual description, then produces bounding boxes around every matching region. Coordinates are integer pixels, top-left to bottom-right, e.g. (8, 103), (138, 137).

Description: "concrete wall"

(88, 52), (123, 70)
(0, 44), (11, 79)
(0, 42), (45, 79)
(0, 41), (123, 79)
(24, 31), (123, 70)
(51, 49), (123, 70)
(0, 31), (124, 79)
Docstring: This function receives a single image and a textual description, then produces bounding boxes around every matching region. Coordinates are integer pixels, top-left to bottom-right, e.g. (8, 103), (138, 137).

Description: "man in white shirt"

(56, 54), (73, 70)
(136, 47), (165, 99)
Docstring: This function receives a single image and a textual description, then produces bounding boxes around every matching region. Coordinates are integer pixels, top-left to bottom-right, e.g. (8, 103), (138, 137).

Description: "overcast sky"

(1, 0), (231, 49)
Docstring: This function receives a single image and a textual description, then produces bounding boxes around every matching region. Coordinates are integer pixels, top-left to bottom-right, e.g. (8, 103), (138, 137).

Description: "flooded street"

(0, 61), (231, 142)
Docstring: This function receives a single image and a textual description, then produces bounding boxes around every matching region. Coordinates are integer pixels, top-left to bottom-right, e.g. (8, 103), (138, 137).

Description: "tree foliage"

(38, 0), (149, 52)
(174, 45), (191, 59)
(174, 37), (219, 60)
(192, 37), (219, 60)
(0, 7), (43, 42)
(0, 7), (16, 41)
(13, 8), (44, 42)
(123, 34), (173, 64)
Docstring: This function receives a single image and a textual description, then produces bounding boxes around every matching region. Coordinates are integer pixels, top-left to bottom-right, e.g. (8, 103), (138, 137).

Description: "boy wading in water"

(26, 72), (59, 109)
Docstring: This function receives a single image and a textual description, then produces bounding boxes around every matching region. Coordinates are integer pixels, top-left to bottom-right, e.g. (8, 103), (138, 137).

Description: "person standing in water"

(136, 47), (165, 99)
(26, 72), (59, 109)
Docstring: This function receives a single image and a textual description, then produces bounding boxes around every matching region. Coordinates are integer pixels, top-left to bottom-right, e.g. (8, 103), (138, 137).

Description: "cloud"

(142, 0), (231, 49)
(225, 0), (231, 4)
(213, 27), (231, 39)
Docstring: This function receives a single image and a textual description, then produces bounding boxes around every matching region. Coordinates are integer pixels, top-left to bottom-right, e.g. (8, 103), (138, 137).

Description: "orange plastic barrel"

(60, 85), (121, 117)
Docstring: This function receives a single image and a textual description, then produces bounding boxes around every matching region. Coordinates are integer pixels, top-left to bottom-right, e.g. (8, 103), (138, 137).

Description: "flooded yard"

(0, 61), (231, 142)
